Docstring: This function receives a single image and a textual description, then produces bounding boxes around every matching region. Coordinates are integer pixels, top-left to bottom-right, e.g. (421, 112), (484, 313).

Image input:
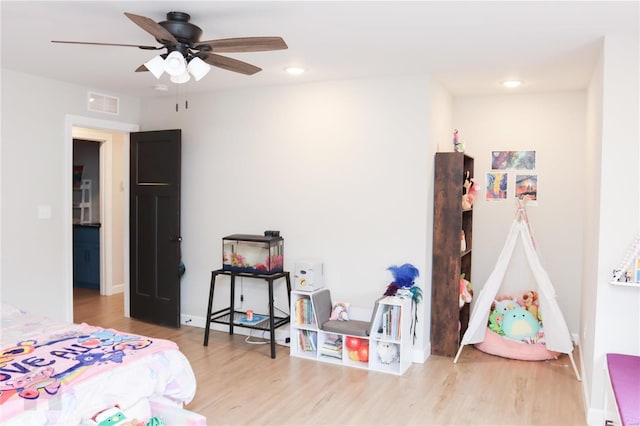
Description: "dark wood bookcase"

(431, 152), (474, 357)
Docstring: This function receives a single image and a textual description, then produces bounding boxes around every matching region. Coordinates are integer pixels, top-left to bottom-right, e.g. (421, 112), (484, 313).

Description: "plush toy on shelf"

(462, 171), (479, 211)
(459, 273), (473, 308)
(377, 342), (399, 365)
(453, 129), (465, 152)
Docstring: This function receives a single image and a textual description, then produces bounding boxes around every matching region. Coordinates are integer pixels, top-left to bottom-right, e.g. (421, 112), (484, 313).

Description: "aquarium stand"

(203, 269), (291, 358)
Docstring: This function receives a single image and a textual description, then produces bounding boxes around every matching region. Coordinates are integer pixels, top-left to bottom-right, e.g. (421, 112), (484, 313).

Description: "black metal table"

(203, 269), (291, 358)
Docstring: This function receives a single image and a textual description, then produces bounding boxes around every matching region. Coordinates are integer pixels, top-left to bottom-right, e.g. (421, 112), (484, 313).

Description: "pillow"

(1, 301), (24, 319)
(330, 302), (350, 321)
(475, 327), (560, 361)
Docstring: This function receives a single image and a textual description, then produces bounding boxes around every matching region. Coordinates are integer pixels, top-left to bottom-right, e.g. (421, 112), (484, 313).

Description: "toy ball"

(357, 344), (369, 362)
(348, 350), (360, 361)
(345, 336), (361, 351)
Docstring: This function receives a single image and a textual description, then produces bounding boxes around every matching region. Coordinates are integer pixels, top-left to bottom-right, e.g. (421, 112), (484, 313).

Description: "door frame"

(64, 115), (139, 321)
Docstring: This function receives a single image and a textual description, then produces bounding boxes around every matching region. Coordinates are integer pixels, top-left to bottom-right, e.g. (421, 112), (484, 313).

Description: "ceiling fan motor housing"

(159, 12), (202, 46)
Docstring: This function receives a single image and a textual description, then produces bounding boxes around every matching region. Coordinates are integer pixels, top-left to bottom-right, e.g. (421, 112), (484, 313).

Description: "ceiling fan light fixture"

(164, 51), (187, 76)
(145, 55), (166, 79)
(285, 66), (305, 76)
(502, 80), (523, 88)
(187, 57), (211, 81)
(170, 71), (191, 84)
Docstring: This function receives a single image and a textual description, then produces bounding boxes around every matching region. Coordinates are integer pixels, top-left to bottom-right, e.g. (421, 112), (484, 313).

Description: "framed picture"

(486, 172), (508, 200)
(515, 174), (538, 202)
(491, 150), (536, 170)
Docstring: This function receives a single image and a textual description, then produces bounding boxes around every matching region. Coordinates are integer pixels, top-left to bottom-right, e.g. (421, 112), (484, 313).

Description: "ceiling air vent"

(87, 92), (119, 115)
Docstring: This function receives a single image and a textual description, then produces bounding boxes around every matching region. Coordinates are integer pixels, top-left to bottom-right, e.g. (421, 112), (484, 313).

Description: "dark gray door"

(130, 129), (181, 327)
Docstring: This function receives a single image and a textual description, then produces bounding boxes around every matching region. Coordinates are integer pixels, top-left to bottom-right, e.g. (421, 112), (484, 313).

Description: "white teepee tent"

(453, 200), (580, 380)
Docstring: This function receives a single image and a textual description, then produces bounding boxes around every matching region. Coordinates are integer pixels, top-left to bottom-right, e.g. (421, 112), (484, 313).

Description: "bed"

(0, 301), (202, 425)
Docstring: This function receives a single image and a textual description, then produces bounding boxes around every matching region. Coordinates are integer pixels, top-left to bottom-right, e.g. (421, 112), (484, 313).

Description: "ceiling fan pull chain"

(185, 81), (189, 110)
(175, 82), (180, 112)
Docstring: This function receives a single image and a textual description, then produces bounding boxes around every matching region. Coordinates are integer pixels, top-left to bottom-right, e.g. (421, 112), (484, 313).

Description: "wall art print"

(491, 150), (536, 170)
(486, 172), (508, 200)
(515, 174), (538, 202)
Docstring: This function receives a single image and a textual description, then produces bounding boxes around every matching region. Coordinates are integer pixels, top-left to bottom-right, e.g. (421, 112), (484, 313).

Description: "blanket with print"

(0, 324), (176, 411)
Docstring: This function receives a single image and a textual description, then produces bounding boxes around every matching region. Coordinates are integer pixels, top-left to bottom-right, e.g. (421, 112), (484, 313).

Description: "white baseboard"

(586, 408), (604, 426)
(412, 343), (430, 363)
(577, 342), (605, 426)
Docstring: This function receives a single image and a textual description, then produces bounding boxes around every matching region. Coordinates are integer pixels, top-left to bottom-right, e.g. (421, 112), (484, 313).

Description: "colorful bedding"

(1, 302), (197, 425)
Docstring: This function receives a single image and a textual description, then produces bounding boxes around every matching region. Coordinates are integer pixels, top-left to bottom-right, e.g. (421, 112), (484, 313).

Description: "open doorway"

(72, 130), (125, 297)
(64, 115), (139, 321)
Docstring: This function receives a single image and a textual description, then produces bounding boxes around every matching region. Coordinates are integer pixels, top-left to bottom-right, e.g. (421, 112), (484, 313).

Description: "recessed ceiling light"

(285, 66), (305, 76)
(502, 80), (523, 88)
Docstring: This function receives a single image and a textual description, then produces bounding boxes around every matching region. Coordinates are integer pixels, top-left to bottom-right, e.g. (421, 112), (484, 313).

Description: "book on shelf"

(319, 335), (343, 359)
(379, 306), (401, 340)
(298, 329), (317, 352)
(295, 297), (314, 325)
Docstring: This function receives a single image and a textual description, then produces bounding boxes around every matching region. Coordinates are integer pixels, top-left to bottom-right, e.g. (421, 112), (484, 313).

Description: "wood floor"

(74, 289), (586, 425)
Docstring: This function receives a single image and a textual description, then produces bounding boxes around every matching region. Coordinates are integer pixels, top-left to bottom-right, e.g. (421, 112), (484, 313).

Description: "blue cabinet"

(73, 225), (100, 289)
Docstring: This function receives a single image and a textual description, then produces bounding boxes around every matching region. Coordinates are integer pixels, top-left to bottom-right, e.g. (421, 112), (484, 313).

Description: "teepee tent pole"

(568, 352), (582, 381)
(453, 344), (464, 364)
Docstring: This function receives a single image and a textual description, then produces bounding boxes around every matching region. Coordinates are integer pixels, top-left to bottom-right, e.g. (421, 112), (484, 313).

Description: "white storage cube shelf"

(290, 289), (412, 375)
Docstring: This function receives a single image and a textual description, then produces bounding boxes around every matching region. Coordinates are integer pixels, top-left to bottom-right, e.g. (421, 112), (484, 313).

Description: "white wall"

(583, 35), (640, 425)
(453, 91), (586, 335)
(139, 75), (437, 356)
(0, 70), (140, 321)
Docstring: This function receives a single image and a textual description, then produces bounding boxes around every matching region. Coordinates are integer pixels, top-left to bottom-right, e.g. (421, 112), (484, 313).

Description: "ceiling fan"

(52, 11), (288, 83)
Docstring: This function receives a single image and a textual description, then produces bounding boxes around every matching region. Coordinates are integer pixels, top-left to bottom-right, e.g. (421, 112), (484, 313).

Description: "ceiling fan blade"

(135, 64), (148, 72)
(124, 12), (178, 45)
(196, 37), (288, 53)
(201, 53), (261, 75)
(51, 40), (160, 50)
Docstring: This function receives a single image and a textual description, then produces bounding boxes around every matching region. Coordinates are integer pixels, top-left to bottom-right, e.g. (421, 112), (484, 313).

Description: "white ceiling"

(2, 1), (638, 98)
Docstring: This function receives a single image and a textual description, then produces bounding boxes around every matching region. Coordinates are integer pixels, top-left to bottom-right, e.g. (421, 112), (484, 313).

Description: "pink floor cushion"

(475, 327), (560, 361)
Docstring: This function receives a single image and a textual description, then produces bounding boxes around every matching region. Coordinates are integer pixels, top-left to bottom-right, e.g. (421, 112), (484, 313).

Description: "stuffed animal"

(493, 296), (519, 314)
(90, 406), (145, 426)
(330, 302), (350, 321)
(383, 263), (422, 303)
(459, 274), (472, 308)
(453, 129), (465, 152)
(520, 290), (540, 320)
(502, 307), (540, 341)
(377, 342), (399, 364)
(461, 171), (479, 210)
(488, 310), (505, 335)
